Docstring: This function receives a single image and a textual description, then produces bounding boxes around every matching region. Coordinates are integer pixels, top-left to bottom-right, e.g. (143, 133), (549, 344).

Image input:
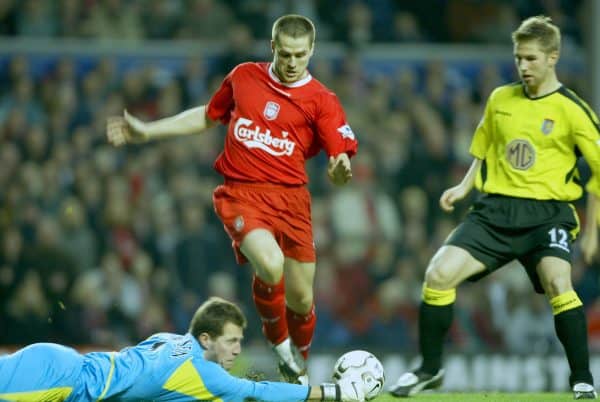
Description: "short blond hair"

(272, 14), (315, 46)
(511, 15), (561, 53)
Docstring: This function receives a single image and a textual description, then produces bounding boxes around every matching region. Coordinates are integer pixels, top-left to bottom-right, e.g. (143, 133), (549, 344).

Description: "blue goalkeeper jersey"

(0, 332), (311, 402)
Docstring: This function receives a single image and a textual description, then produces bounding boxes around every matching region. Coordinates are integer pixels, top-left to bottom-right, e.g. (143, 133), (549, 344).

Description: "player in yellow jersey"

(390, 16), (600, 400)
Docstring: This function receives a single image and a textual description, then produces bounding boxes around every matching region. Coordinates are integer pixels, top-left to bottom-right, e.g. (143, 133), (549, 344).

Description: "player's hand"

(328, 153), (352, 186)
(337, 376), (366, 402)
(106, 110), (149, 146)
(439, 184), (469, 213)
(580, 229), (598, 265)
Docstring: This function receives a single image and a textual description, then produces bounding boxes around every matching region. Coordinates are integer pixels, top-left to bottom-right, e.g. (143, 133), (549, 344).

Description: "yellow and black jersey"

(470, 83), (600, 201)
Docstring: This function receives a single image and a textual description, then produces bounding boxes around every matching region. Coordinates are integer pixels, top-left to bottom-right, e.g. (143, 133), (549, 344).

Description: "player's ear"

(270, 40), (275, 54)
(548, 50), (559, 67)
(198, 333), (211, 349)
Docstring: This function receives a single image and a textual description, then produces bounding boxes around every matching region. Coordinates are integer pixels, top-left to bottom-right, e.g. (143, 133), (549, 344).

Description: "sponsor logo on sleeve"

(337, 124), (355, 140)
(234, 216), (245, 232)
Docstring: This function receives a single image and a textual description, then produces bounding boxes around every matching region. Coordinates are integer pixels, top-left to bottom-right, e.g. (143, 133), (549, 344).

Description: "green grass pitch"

(372, 392), (575, 401)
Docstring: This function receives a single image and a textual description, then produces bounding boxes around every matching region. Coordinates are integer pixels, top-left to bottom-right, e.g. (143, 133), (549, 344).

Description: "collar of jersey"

(268, 63), (312, 88)
(522, 83), (563, 100)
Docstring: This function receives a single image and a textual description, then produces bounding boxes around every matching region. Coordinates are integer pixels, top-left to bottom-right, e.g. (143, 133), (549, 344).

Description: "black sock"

(418, 301), (453, 375)
(554, 306), (593, 386)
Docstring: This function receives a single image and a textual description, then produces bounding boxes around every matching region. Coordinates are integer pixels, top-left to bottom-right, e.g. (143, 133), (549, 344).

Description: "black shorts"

(445, 194), (580, 294)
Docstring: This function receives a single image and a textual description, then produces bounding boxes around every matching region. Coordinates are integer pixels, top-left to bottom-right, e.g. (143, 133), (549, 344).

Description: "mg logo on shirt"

(233, 117), (296, 156)
(506, 139), (535, 170)
(263, 101), (280, 120)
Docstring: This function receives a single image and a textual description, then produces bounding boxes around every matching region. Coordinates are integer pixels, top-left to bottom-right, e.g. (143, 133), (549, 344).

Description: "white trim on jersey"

(268, 63), (313, 88)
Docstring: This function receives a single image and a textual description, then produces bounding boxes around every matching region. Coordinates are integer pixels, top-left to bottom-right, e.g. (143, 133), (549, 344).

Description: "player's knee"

(544, 275), (573, 298)
(254, 250), (285, 284)
(286, 289), (313, 314)
(424, 264), (453, 289)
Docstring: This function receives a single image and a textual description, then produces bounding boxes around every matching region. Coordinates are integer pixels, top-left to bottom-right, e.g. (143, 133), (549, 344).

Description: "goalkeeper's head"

(189, 297), (248, 369)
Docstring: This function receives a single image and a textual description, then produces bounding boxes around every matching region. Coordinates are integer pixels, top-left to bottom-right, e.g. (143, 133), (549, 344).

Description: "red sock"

(286, 305), (316, 360)
(252, 275), (288, 346)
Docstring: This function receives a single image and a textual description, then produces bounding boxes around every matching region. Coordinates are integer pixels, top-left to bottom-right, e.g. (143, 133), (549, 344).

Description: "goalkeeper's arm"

(312, 377), (365, 401)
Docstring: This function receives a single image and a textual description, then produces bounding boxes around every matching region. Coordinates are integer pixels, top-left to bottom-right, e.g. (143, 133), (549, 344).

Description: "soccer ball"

(332, 350), (385, 400)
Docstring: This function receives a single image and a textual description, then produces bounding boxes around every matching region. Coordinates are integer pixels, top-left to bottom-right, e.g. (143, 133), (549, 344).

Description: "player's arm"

(314, 94), (358, 187)
(215, 379), (364, 401)
(107, 106), (216, 146)
(439, 157), (482, 212)
(316, 377), (366, 401)
(571, 100), (600, 263)
(439, 87), (495, 212)
(201, 362), (364, 402)
(580, 192), (600, 264)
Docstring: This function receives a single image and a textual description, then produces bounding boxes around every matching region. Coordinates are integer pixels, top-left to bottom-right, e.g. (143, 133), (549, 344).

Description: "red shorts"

(213, 180), (316, 264)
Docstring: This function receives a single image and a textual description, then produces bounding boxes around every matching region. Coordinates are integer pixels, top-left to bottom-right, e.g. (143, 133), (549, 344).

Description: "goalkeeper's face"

(271, 33), (314, 83)
(203, 322), (243, 370)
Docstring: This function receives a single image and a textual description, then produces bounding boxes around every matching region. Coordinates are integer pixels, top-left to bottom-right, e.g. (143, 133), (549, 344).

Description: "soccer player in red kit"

(107, 14), (358, 385)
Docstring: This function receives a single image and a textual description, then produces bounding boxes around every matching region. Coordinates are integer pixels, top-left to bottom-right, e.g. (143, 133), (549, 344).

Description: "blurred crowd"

(0, 0), (585, 47)
(1, 0), (600, 357)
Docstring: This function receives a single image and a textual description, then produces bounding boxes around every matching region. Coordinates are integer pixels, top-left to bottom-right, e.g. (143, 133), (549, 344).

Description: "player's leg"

(274, 258), (316, 385)
(241, 230), (312, 384)
(0, 343), (84, 401)
(536, 256), (596, 399)
(213, 184), (291, 351)
(262, 185), (315, 385)
(240, 228), (289, 349)
(214, 183), (313, 384)
(283, 258), (315, 360)
(390, 244), (486, 397)
(420, 245), (485, 372)
(523, 202), (595, 399)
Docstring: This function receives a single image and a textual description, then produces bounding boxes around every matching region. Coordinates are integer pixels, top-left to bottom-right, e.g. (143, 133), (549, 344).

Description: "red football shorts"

(213, 180), (316, 264)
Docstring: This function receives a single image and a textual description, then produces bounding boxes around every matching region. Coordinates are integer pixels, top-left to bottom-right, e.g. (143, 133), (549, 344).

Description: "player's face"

(271, 33), (314, 83)
(203, 322), (243, 370)
(513, 40), (558, 94)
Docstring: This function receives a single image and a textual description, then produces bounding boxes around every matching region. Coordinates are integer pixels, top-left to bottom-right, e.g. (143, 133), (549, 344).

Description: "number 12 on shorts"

(548, 227), (570, 252)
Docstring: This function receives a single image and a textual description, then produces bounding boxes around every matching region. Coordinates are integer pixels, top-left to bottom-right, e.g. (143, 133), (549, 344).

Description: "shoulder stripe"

(480, 159), (488, 191)
(96, 352), (116, 401)
(558, 87), (600, 135)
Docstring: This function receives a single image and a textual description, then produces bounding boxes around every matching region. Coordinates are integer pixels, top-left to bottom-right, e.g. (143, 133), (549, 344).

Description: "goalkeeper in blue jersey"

(0, 297), (364, 402)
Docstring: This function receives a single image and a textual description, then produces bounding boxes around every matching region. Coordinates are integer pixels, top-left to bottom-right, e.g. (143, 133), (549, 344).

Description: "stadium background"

(0, 0), (600, 392)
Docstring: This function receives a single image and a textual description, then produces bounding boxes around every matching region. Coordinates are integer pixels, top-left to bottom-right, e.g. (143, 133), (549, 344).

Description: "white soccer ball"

(332, 350), (385, 400)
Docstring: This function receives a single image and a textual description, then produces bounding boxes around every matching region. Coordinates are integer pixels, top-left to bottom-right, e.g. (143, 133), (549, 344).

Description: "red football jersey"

(207, 62), (358, 185)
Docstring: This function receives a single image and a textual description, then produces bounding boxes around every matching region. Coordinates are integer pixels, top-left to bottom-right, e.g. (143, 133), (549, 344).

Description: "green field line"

(373, 392), (575, 401)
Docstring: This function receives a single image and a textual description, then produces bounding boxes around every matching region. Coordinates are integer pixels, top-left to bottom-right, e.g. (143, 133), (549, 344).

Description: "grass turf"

(373, 392), (575, 401)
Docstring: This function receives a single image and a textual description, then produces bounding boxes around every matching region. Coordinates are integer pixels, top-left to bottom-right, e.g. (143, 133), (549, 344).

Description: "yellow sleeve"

(572, 103), (600, 198)
(469, 88), (497, 159)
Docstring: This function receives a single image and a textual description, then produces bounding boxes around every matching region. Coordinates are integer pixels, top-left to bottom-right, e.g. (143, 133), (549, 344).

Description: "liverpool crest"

(263, 101), (280, 120)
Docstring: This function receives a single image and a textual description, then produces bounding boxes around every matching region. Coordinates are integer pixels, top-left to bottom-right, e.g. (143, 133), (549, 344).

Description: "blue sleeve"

(199, 361), (310, 402)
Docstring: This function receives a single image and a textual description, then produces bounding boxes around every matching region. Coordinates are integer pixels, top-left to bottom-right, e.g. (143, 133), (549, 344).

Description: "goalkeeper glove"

(320, 376), (365, 402)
